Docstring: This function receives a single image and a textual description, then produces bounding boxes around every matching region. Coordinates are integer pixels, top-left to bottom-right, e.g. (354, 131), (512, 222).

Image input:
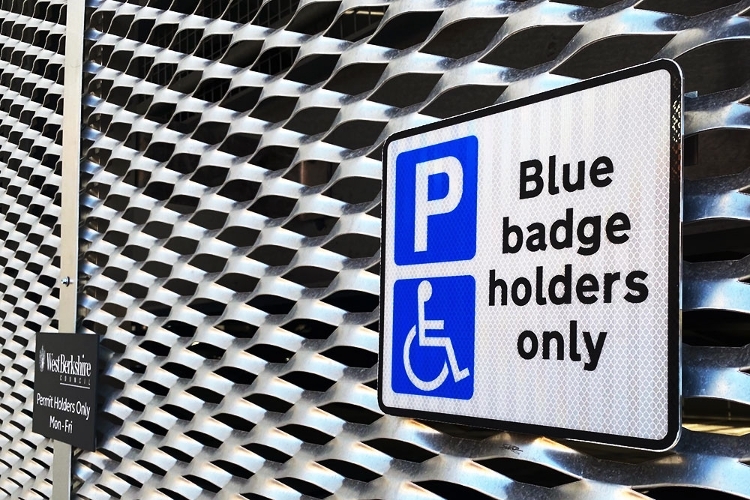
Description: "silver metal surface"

(0, 0), (66, 497)
(73, 0), (750, 498)
(1, 0), (750, 499)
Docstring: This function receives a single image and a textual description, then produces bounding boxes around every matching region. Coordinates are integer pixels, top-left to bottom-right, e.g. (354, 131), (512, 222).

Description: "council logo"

(38, 345), (45, 373)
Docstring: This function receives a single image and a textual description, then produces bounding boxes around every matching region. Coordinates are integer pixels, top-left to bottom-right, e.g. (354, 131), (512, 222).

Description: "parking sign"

(379, 60), (682, 451)
(394, 135), (478, 265)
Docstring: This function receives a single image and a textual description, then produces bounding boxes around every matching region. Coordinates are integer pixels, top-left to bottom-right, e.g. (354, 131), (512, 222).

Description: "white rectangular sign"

(379, 60), (682, 451)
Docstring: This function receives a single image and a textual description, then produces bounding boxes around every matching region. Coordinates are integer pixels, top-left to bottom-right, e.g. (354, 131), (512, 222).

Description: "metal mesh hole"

(369, 11), (441, 50)
(482, 25), (581, 69)
(552, 34), (674, 79)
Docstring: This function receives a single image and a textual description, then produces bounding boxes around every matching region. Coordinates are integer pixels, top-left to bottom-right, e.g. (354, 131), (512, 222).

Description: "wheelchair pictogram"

(404, 280), (470, 391)
(392, 276), (474, 399)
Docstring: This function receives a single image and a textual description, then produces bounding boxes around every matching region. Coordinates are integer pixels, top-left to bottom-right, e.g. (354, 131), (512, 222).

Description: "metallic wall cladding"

(0, 0), (748, 499)
(0, 0), (65, 497)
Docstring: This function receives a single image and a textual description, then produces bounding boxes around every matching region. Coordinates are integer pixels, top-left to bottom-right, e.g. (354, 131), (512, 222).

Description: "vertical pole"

(52, 441), (71, 500)
(55, 0), (86, 498)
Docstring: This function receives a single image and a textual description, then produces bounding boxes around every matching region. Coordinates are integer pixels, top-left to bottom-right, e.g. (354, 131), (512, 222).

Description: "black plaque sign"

(33, 333), (98, 450)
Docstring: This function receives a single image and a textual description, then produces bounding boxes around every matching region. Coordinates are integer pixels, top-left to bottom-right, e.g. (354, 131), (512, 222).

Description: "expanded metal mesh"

(0, 0), (66, 497)
(75, 0), (750, 499)
(1, 0), (750, 499)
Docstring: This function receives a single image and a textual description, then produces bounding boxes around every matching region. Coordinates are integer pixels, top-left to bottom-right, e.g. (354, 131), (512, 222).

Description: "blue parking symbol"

(392, 276), (475, 400)
(394, 136), (478, 265)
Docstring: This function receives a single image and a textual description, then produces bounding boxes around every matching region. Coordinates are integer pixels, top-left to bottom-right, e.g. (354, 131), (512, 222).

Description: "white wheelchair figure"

(403, 280), (470, 391)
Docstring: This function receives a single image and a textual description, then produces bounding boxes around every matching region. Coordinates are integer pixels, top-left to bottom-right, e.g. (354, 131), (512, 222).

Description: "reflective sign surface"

(381, 61), (682, 451)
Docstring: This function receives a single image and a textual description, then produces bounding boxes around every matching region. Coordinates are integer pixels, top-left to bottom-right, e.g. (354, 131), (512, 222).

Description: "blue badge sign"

(379, 60), (683, 451)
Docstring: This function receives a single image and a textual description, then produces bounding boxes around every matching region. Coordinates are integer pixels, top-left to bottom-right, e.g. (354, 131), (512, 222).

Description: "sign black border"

(379, 59), (682, 452)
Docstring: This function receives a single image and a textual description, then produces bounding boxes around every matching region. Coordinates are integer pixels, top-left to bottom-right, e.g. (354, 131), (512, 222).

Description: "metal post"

(55, 0), (86, 498)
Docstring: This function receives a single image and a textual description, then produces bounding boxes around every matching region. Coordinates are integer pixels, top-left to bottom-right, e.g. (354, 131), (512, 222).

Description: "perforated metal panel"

(1, 0), (750, 499)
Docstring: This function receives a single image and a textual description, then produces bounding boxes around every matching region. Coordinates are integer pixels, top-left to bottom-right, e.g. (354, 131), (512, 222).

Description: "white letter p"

(414, 156), (463, 253)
